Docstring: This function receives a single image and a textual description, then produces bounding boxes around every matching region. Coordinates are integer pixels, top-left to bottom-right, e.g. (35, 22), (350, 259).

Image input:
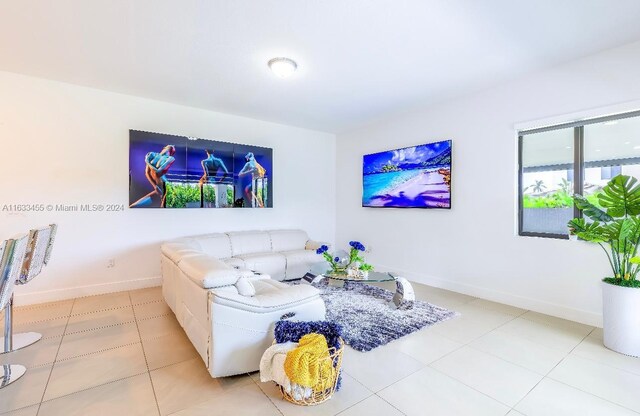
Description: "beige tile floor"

(0, 283), (638, 415)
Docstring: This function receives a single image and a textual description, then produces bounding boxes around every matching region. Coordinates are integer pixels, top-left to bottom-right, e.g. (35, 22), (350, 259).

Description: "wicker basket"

(276, 338), (344, 406)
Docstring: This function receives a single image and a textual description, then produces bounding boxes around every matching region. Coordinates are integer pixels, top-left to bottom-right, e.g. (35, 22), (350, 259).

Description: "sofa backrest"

(169, 234), (233, 259)
(268, 230), (309, 252)
(195, 233), (233, 258)
(165, 229), (311, 259)
(227, 231), (272, 257)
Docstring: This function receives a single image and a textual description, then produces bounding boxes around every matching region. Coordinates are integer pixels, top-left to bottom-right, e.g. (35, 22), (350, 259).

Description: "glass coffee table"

(303, 262), (415, 309)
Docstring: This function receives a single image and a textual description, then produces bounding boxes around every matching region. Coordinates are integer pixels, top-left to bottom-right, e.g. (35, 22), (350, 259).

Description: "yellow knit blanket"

(284, 333), (335, 390)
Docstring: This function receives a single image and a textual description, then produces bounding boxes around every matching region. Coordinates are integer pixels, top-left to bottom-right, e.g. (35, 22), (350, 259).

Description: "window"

(518, 110), (640, 239)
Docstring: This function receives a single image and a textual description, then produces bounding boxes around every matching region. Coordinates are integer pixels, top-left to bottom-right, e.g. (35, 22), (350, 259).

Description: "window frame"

(517, 110), (640, 239)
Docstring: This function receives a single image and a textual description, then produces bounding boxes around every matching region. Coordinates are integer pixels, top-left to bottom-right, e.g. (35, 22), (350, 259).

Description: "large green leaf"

(573, 194), (613, 222)
(598, 175), (640, 217)
(567, 217), (588, 234)
(602, 221), (623, 242)
(619, 217), (640, 241)
(615, 217), (640, 253)
(567, 218), (609, 242)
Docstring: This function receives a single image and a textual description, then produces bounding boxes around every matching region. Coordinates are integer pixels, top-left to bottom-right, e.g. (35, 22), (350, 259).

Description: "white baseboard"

(13, 276), (162, 306)
(377, 264), (603, 327)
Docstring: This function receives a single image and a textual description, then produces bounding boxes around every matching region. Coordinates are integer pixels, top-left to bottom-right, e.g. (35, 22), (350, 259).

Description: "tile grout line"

(543, 375), (640, 414)
(333, 394), (376, 416)
(35, 371), (151, 409)
(128, 291), (162, 416)
(0, 290), (173, 415)
(420, 308), (601, 412)
(13, 301), (74, 312)
(11, 302), (135, 326)
(538, 326), (640, 414)
(64, 319), (138, 336)
(344, 302), (525, 411)
(343, 355), (425, 395)
(570, 347), (640, 377)
(69, 305), (135, 317)
(28, 295), (169, 414)
(464, 324), (639, 381)
(251, 378), (285, 416)
(135, 312), (173, 323)
(335, 390), (409, 416)
(35, 298), (75, 416)
(11, 287), (629, 415)
(427, 364), (516, 410)
(508, 326), (600, 413)
(397, 311), (525, 410)
(432, 306), (522, 348)
(373, 393), (409, 416)
(54, 340), (143, 363)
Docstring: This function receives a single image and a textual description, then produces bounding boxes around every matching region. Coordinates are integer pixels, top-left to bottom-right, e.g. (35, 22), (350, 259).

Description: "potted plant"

(568, 174), (640, 357)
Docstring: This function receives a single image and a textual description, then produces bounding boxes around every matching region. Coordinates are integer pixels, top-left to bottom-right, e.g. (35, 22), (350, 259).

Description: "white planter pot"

(602, 281), (640, 357)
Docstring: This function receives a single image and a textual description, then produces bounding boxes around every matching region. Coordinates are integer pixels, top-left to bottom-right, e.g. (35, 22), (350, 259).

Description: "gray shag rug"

(311, 281), (457, 352)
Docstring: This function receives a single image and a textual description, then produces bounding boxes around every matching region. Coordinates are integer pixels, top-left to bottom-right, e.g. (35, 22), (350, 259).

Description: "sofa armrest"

(178, 254), (248, 289)
(305, 240), (331, 251)
(161, 242), (202, 263)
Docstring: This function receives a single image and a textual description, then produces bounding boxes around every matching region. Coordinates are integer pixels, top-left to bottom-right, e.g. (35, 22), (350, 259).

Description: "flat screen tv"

(129, 130), (273, 209)
(362, 140), (451, 209)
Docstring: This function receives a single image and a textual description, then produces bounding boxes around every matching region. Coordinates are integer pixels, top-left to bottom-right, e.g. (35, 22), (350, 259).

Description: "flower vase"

(330, 266), (348, 277)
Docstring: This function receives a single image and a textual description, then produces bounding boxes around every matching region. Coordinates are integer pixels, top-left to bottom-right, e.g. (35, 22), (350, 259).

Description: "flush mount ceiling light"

(268, 57), (297, 78)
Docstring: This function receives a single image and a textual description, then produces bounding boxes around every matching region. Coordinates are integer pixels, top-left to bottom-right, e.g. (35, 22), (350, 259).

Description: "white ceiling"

(2, 0), (640, 133)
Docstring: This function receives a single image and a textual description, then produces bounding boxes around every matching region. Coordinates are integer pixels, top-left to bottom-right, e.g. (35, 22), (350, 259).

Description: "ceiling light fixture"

(268, 57), (297, 78)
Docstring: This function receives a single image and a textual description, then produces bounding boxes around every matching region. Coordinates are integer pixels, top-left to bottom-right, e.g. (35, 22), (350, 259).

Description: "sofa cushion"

(211, 279), (321, 312)
(178, 254), (253, 289)
(192, 233), (232, 259)
(235, 252), (286, 281)
(228, 231), (272, 256)
(222, 257), (246, 269)
(282, 249), (320, 279)
(268, 230), (309, 253)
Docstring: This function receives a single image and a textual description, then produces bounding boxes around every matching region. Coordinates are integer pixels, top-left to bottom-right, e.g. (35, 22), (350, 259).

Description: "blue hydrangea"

(349, 241), (365, 251)
(334, 256), (340, 262)
(315, 244), (329, 255)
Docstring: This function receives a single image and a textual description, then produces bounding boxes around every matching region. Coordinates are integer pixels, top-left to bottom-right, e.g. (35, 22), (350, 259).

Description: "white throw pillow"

(236, 277), (256, 297)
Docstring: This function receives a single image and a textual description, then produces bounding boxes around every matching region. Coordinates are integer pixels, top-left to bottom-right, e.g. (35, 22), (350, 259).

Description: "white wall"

(336, 40), (640, 326)
(0, 71), (336, 304)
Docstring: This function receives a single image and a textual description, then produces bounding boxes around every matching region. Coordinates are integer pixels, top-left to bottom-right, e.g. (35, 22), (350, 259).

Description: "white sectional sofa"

(161, 229), (328, 377)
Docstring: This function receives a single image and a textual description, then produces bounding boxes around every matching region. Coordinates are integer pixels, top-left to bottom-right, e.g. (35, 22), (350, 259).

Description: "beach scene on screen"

(362, 140), (451, 208)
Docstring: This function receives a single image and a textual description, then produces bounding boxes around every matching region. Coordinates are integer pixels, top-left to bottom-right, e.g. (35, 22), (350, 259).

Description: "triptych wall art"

(129, 130), (273, 209)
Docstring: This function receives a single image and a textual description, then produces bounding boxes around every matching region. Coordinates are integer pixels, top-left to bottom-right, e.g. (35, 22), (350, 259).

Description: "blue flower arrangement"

(316, 241), (373, 275)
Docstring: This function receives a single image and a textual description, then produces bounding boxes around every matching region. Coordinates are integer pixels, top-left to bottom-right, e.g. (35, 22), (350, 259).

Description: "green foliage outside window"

(523, 190), (602, 209)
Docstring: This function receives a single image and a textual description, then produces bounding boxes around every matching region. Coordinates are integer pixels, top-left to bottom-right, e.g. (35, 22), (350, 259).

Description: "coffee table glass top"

(308, 262), (395, 283)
